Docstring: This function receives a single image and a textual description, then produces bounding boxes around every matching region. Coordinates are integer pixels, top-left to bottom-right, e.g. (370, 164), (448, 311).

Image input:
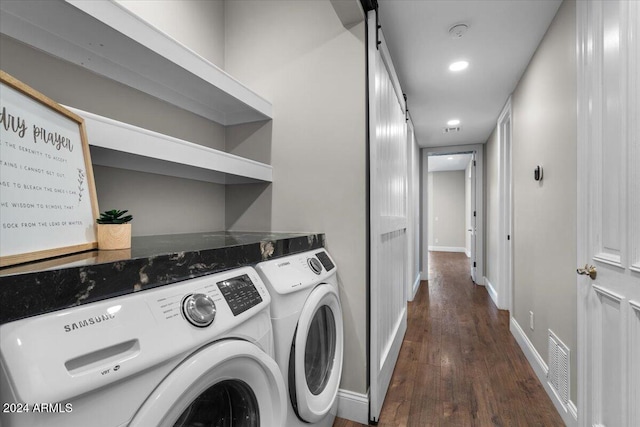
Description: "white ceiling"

(377, 0), (562, 148)
(428, 153), (472, 172)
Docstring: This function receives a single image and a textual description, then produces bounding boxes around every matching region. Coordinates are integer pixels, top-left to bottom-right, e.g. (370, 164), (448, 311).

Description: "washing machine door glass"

(305, 305), (336, 395)
(291, 284), (344, 423)
(130, 340), (286, 427)
(174, 379), (258, 427)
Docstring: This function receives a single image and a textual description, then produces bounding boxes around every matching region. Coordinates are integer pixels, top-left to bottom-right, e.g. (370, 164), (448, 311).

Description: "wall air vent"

(547, 329), (570, 406)
(443, 127), (461, 133)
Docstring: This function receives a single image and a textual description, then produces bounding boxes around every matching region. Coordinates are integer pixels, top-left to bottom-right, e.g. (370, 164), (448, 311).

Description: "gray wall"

(428, 170), (466, 249)
(223, 1), (367, 394)
(115, 0), (226, 68)
(93, 166), (225, 236)
(0, 0), (229, 236)
(485, 0), (577, 403)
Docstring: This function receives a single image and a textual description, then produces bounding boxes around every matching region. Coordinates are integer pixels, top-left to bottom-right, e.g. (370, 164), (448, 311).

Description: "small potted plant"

(96, 209), (133, 250)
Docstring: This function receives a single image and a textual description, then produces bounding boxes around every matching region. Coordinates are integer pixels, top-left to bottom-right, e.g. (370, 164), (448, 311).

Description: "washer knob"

(307, 257), (322, 275)
(183, 293), (216, 327)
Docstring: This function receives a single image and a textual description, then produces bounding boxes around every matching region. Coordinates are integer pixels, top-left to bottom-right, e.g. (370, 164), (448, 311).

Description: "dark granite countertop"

(0, 231), (324, 324)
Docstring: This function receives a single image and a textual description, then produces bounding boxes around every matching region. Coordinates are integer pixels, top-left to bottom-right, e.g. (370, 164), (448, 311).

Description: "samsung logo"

(277, 261), (291, 267)
(64, 313), (116, 333)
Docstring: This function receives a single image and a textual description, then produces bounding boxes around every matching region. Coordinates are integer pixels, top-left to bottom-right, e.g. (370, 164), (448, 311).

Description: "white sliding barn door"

(577, 1), (640, 426)
(368, 11), (408, 423)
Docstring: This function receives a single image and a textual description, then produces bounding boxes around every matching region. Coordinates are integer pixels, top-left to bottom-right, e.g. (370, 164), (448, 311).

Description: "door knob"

(577, 264), (597, 280)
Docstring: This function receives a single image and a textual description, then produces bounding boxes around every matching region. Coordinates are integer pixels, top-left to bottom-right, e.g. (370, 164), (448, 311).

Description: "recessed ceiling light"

(447, 119), (461, 126)
(449, 61), (469, 72)
(447, 157), (454, 160)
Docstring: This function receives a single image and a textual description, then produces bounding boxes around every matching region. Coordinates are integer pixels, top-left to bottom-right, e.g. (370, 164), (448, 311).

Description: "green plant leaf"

(97, 209), (133, 224)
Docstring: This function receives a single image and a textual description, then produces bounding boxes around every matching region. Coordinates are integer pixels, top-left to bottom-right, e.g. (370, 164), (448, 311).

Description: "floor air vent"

(547, 330), (570, 405)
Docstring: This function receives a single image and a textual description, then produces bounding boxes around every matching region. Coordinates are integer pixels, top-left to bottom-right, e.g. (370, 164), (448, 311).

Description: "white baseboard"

(337, 389), (369, 424)
(567, 401), (578, 423)
(483, 276), (499, 307)
(465, 248), (470, 257)
(428, 246), (466, 253)
(510, 317), (578, 427)
(410, 273), (421, 300)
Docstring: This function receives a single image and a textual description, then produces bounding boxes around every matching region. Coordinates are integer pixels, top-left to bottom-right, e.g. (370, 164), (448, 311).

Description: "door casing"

(498, 97), (514, 312)
(421, 144), (485, 285)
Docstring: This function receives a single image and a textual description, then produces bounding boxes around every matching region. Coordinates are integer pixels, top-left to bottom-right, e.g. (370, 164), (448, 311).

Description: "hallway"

(335, 252), (564, 426)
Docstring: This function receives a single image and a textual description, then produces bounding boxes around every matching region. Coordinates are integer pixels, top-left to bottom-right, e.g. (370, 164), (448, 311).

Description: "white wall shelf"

(67, 106), (272, 185)
(0, 0), (272, 126)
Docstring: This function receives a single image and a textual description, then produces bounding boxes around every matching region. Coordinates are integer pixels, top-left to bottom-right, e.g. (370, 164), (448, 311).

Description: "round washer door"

(291, 284), (344, 423)
(130, 340), (286, 427)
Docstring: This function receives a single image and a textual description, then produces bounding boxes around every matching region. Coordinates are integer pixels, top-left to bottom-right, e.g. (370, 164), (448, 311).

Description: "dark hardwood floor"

(334, 251), (564, 427)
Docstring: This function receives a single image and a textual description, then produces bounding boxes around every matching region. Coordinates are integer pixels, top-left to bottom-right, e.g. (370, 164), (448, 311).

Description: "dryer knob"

(308, 257), (323, 275)
(183, 293), (216, 327)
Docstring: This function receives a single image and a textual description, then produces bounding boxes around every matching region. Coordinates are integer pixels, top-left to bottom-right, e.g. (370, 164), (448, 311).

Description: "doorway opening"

(421, 144), (484, 286)
(427, 153), (474, 279)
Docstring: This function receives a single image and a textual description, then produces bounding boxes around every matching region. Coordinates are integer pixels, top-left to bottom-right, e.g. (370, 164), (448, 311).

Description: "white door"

(577, 1), (640, 426)
(368, 10), (408, 423)
(469, 153), (477, 283)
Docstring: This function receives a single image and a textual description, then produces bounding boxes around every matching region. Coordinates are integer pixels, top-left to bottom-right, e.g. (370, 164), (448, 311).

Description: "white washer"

(0, 266), (286, 427)
(255, 249), (343, 427)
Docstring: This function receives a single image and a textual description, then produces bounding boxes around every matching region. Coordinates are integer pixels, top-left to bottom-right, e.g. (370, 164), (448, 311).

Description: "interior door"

(577, 1), (640, 426)
(367, 10), (408, 423)
(469, 153), (477, 283)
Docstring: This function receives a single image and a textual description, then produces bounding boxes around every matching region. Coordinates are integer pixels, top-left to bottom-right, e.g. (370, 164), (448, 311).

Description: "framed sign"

(0, 70), (99, 267)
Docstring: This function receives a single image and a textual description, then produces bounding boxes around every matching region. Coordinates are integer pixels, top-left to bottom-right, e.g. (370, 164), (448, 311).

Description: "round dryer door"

(290, 284), (344, 423)
(130, 340), (286, 427)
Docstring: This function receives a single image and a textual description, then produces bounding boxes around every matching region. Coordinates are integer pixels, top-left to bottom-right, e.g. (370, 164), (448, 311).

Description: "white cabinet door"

(577, 1), (640, 426)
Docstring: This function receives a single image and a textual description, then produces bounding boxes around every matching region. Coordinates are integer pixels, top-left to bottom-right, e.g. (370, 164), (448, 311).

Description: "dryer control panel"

(255, 249), (338, 296)
(315, 251), (335, 271)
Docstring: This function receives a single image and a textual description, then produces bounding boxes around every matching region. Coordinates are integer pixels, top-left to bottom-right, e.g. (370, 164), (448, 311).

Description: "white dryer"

(0, 266), (286, 427)
(255, 249), (343, 427)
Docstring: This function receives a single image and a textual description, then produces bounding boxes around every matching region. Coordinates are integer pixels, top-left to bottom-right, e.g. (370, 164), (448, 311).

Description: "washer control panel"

(152, 279), (220, 323)
(217, 274), (263, 316)
(148, 267), (268, 326)
(182, 293), (217, 327)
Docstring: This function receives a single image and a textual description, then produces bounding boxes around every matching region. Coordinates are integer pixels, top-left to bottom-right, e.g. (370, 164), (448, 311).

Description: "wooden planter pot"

(97, 224), (132, 250)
